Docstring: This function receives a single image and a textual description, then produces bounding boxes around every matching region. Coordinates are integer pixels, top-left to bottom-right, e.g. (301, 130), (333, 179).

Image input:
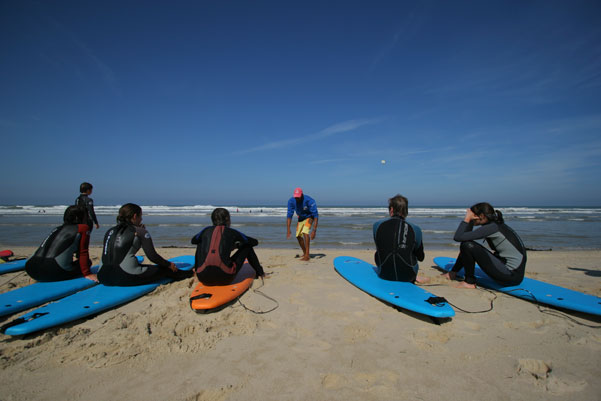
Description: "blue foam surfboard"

(0, 256), (143, 318)
(0, 259), (27, 275)
(434, 256), (601, 316)
(334, 256), (455, 318)
(2, 255), (194, 335)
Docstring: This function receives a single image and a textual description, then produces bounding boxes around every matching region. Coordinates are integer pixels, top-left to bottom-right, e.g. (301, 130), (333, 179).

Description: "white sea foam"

(1, 205), (600, 219)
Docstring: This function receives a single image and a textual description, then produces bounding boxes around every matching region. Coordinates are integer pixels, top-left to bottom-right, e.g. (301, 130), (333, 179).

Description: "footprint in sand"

(343, 323), (373, 344)
(571, 334), (601, 350)
(322, 373), (347, 390)
(410, 329), (450, 351)
(516, 358), (587, 394)
(322, 370), (398, 394)
(503, 318), (550, 334)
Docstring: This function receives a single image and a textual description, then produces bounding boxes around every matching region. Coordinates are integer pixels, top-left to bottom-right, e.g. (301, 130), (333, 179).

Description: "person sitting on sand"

(98, 203), (191, 286)
(25, 205), (96, 282)
(443, 202), (527, 289)
(373, 194), (428, 283)
(191, 208), (264, 284)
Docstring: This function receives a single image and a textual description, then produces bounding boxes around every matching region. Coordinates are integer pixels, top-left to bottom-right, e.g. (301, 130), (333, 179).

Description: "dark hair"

(63, 205), (86, 224)
(388, 194), (408, 218)
(211, 208), (231, 226)
(117, 203), (142, 225)
(470, 202), (504, 224)
(80, 182), (93, 193)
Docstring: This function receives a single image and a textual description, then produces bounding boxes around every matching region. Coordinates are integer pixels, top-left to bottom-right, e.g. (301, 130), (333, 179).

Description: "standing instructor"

(286, 188), (318, 261)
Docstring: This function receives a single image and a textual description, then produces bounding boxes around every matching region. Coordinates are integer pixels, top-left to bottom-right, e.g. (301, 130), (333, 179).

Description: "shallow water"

(0, 205), (599, 250)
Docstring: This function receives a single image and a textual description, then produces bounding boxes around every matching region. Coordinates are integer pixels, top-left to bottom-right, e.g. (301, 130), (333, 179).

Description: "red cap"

(293, 187), (303, 198)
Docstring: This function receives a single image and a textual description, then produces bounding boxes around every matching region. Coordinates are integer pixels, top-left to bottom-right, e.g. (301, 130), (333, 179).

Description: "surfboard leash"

(503, 288), (601, 329)
(447, 287), (497, 314)
(0, 271), (27, 288)
(420, 283), (498, 313)
(236, 276), (279, 314)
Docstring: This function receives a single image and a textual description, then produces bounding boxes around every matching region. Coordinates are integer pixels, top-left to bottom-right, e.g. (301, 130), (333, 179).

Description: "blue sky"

(1, 1), (600, 206)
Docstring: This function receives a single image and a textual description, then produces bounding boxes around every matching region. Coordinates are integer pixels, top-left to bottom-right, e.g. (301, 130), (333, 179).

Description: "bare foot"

(442, 271), (456, 281)
(415, 275), (430, 284)
(453, 281), (476, 289)
(300, 255), (310, 261)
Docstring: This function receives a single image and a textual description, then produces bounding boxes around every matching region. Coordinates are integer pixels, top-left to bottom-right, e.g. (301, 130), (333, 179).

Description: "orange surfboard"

(190, 263), (255, 313)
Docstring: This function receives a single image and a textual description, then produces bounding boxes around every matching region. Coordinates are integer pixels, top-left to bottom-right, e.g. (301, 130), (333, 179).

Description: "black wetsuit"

(191, 225), (264, 285)
(373, 216), (425, 282)
(452, 221), (527, 286)
(25, 224), (91, 281)
(98, 223), (188, 286)
(75, 194), (99, 231)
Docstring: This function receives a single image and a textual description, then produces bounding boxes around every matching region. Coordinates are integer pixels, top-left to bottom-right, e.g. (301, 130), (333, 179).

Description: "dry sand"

(1, 246), (600, 401)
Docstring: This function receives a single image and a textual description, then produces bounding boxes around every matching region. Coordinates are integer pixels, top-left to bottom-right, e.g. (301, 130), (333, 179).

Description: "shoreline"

(1, 246), (601, 400)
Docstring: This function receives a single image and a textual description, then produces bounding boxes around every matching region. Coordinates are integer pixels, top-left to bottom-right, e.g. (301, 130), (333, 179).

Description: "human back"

(192, 208), (264, 285)
(373, 194), (425, 283)
(98, 203), (181, 286)
(26, 205), (93, 281)
(374, 217), (421, 281)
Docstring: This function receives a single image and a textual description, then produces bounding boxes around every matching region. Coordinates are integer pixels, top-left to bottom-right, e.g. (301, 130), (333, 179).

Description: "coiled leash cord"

(236, 274), (279, 314)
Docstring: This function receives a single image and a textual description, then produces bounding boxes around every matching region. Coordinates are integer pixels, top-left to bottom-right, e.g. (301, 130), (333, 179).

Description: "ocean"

(0, 205), (599, 251)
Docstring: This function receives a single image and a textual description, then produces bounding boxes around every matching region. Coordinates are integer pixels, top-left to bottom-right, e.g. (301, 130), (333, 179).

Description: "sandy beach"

(1, 246), (600, 401)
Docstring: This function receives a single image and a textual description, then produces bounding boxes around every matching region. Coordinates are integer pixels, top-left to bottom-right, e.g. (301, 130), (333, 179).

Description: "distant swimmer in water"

(373, 194), (428, 283)
(286, 188), (318, 261)
(25, 205), (96, 282)
(97, 203), (192, 286)
(191, 208), (264, 284)
(443, 202), (527, 289)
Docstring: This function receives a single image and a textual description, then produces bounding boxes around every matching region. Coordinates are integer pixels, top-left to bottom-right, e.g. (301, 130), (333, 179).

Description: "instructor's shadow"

(567, 267), (601, 277)
(295, 253), (326, 259)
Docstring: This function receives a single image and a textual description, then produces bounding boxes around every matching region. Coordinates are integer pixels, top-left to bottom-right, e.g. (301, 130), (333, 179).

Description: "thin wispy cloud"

(0, 119), (20, 128)
(423, 27), (601, 104)
(495, 141), (601, 189)
(308, 158), (350, 165)
(234, 118), (383, 155)
(38, 8), (121, 96)
(370, 2), (429, 71)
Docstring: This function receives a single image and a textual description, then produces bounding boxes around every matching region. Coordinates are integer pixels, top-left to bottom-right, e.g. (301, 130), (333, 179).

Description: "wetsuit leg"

(98, 265), (165, 286)
(25, 258), (81, 282)
(232, 245), (264, 277)
(196, 265), (232, 285)
(454, 241), (522, 286)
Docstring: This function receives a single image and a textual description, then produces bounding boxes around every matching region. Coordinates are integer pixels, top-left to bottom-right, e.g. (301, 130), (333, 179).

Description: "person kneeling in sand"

(373, 194), (429, 284)
(191, 208), (264, 284)
(26, 205), (97, 282)
(443, 202), (527, 289)
(98, 203), (191, 286)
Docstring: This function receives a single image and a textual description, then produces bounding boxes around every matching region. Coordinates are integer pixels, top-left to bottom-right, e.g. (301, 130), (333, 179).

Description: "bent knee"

(460, 241), (478, 251)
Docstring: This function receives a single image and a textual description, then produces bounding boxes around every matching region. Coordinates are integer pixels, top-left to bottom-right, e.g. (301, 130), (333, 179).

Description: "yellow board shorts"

(296, 218), (313, 237)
